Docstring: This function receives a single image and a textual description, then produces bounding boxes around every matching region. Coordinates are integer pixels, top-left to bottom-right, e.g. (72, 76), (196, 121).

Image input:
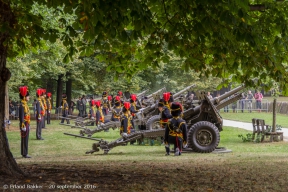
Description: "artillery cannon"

(78, 121), (121, 137)
(146, 84), (245, 153)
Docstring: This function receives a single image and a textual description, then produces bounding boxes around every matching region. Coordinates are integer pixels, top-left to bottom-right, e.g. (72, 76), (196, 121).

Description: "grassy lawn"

(220, 111), (288, 127)
(3, 119), (288, 191)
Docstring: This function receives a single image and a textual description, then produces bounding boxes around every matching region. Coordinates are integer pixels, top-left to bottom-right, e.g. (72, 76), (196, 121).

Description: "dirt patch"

(1, 161), (288, 192)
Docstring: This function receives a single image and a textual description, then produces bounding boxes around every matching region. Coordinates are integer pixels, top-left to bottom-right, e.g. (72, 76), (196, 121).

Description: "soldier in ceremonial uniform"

(46, 92), (52, 124)
(19, 86), (31, 158)
(35, 88), (44, 140)
(60, 94), (70, 124)
(41, 89), (47, 128)
(117, 91), (124, 105)
(158, 98), (172, 128)
(95, 100), (110, 127)
(164, 102), (187, 156)
(111, 96), (122, 121)
(101, 91), (109, 115)
(88, 99), (96, 126)
(129, 94), (139, 117)
(162, 92), (172, 111)
(120, 102), (134, 139)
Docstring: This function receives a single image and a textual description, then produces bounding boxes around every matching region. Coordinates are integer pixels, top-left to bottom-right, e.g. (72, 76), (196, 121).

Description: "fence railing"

(221, 99), (269, 112)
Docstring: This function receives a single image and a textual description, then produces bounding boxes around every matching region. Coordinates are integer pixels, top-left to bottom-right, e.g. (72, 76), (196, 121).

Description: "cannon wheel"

(146, 115), (161, 130)
(187, 121), (220, 153)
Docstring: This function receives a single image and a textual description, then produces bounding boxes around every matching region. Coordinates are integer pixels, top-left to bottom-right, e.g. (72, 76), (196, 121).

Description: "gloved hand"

(165, 142), (169, 148)
(21, 127), (26, 132)
(121, 132), (128, 138)
(38, 115), (41, 120)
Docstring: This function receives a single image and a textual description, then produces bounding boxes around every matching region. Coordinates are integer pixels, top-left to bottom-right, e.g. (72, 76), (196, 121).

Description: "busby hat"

(170, 102), (183, 117)
(95, 100), (101, 108)
(19, 86), (29, 99)
(91, 100), (96, 106)
(163, 92), (170, 102)
(130, 94), (137, 102)
(102, 91), (107, 97)
(47, 92), (52, 97)
(107, 95), (112, 101)
(117, 91), (123, 97)
(122, 102), (130, 112)
(158, 98), (165, 107)
(62, 93), (67, 99)
(169, 92), (174, 102)
(36, 88), (43, 97)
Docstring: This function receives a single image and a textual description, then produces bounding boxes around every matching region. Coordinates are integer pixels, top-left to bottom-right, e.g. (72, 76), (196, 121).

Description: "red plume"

(115, 96), (120, 101)
(130, 94), (137, 101)
(47, 92), (52, 97)
(19, 86), (28, 97)
(163, 92), (170, 102)
(37, 88), (43, 96)
(107, 95), (112, 101)
(118, 91), (123, 96)
(95, 100), (101, 107)
(124, 102), (130, 110)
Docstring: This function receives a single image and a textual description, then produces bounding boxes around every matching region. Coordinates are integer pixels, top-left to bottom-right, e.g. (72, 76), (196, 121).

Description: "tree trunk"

(46, 77), (54, 108)
(5, 83), (9, 120)
(66, 73), (72, 106)
(272, 98), (277, 132)
(56, 74), (63, 113)
(0, 1), (24, 177)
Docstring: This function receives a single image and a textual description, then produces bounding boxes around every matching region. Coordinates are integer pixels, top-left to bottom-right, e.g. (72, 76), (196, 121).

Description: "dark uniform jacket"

(164, 118), (187, 143)
(120, 113), (134, 134)
(160, 106), (172, 126)
(111, 106), (122, 121)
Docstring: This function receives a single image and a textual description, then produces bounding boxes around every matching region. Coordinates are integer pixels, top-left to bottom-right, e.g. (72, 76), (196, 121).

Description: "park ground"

(1, 111), (288, 192)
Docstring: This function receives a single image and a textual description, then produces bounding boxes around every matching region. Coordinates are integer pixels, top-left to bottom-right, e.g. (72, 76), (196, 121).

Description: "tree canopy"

(2, 0), (288, 92)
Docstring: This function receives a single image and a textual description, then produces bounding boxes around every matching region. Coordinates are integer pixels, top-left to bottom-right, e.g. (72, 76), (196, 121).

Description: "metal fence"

(220, 99), (269, 113)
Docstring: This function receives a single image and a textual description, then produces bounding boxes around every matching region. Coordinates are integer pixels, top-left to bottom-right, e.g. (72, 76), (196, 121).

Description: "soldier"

(129, 94), (139, 117)
(164, 102), (187, 156)
(101, 91), (109, 116)
(158, 99), (172, 128)
(111, 96), (122, 121)
(88, 99), (96, 126)
(120, 102), (134, 139)
(35, 88), (44, 140)
(107, 95), (112, 111)
(46, 92), (52, 124)
(19, 86), (31, 158)
(60, 94), (70, 124)
(77, 97), (84, 117)
(163, 92), (172, 111)
(95, 100), (110, 126)
(41, 89), (47, 129)
(117, 91), (124, 105)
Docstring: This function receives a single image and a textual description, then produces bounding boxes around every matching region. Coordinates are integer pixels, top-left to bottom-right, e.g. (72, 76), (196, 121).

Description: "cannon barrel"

(136, 89), (149, 98)
(63, 132), (103, 141)
(173, 84), (196, 100)
(146, 87), (166, 99)
(212, 84), (245, 105)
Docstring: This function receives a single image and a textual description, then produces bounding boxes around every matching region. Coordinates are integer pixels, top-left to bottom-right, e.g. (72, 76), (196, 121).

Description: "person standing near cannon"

(77, 97), (84, 117)
(120, 102), (134, 139)
(88, 99), (96, 126)
(101, 91), (109, 116)
(46, 92), (52, 124)
(158, 98), (172, 128)
(19, 86), (31, 158)
(111, 96), (122, 121)
(246, 90), (254, 113)
(164, 102), (187, 156)
(36, 88), (44, 140)
(60, 94), (70, 124)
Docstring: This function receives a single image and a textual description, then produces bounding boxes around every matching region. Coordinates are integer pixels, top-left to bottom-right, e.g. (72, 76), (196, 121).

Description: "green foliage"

(3, 0), (288, 95)
(238, 133), (261, 143)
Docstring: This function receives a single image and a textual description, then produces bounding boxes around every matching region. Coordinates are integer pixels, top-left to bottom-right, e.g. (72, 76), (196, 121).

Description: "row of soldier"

(18, 86), (52, 158)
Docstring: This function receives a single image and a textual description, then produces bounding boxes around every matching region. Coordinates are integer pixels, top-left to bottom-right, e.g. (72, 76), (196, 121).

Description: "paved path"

(223, 119), (288, 140)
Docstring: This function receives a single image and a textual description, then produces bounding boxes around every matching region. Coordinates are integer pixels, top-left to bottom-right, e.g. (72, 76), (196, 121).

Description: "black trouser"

(61, 110), (70, 124)
(46, 110), (51, 124)
(165, 136), (183, 154)
(21, 124), (30, 156)
(36, 116), (42, 139)
(42, 115), (46, 128)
